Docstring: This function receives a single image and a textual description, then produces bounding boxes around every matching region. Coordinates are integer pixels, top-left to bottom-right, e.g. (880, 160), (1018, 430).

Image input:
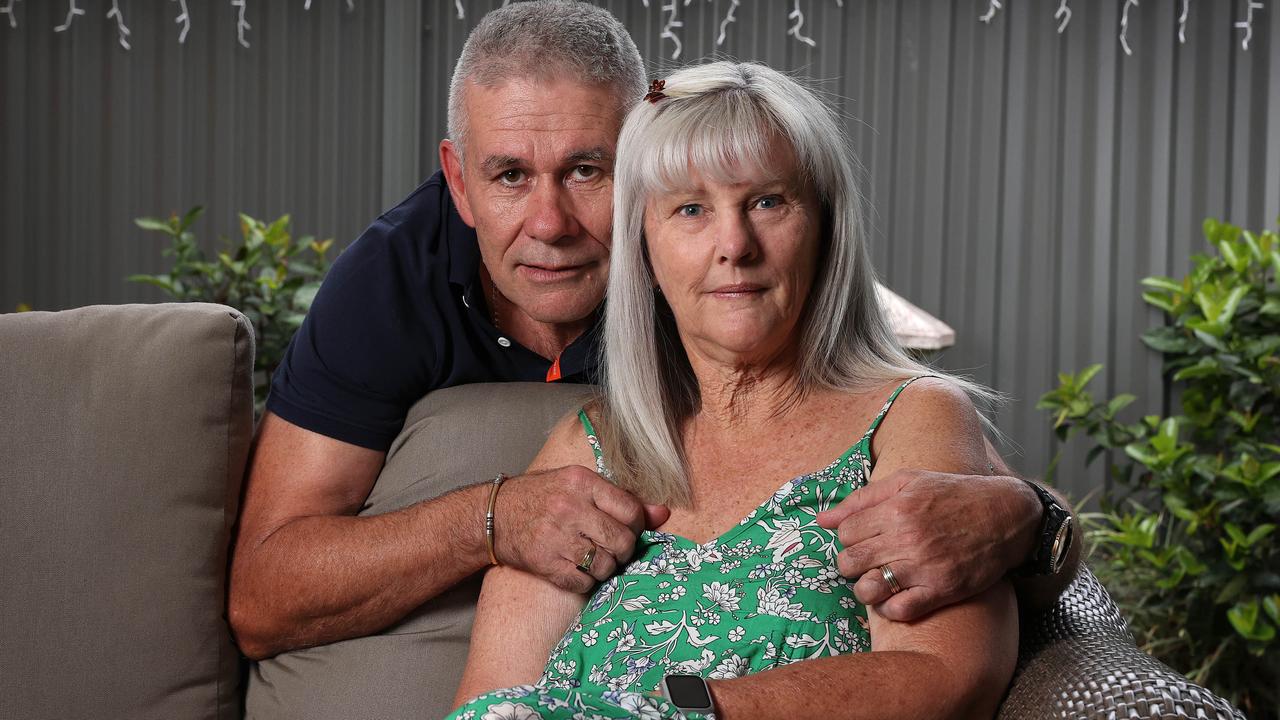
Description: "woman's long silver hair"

(600, 61), (996, 505)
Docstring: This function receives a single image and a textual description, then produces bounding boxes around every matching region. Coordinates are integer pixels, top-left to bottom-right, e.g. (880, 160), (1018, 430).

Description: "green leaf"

(1219, 285), (1250, 324)
(126, 274), (177, 295)
(1076, 363), (1104, 389)
(1245, 524), (1275, 546)
(1227, 601), (1257, 634)
(134, 217), (173, 233)
(1264, 595), (1280, 626)
(179, 206), (205, 232)
(1141, 276), (1184, 293)
(1106, 394), (1137, 416)
(1215, 574), (1249, 604)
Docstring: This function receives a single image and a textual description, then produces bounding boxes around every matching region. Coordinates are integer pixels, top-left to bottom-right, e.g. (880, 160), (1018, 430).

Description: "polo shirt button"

(497, 336), (511, 348)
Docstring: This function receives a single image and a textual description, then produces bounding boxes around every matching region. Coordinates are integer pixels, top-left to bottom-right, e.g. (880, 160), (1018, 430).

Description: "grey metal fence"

(3, 0), (1277, 500)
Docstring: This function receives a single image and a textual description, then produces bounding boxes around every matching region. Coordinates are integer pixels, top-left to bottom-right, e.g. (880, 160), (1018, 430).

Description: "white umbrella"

(875, 282), (956, 351)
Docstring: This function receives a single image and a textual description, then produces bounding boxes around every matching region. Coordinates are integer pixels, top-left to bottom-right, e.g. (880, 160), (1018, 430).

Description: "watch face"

(664, 674), (712, 708)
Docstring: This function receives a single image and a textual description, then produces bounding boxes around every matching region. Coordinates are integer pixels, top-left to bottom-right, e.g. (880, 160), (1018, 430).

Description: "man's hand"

(495, 466), (670, 594)
(815, 468), (1041, 622)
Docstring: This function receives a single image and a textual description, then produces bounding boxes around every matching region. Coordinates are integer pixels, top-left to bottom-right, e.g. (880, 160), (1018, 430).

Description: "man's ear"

(439, 139), (477, 228)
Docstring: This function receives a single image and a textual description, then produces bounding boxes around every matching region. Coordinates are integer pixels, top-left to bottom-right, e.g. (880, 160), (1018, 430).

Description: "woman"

(446, 61), (1016, 720)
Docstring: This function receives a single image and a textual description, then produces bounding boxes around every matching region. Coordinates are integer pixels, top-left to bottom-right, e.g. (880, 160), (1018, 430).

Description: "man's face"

(441, 77), (622, 328)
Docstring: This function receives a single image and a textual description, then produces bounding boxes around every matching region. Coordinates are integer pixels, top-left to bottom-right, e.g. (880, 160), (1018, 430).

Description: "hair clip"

(643, 79), (667, 104)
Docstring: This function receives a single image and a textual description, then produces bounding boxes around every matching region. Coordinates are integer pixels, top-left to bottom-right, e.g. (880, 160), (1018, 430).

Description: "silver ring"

(880, 564), (902, 595)
(576, 544), (597, 574)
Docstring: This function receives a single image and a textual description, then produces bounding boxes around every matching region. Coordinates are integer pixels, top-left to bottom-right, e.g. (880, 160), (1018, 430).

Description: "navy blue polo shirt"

(266, 171), (602, 452)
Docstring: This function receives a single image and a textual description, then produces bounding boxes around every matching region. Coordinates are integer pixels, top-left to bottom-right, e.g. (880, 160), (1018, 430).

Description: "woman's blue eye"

(756, 195), (782, 209)
(678, 205), (703, 218)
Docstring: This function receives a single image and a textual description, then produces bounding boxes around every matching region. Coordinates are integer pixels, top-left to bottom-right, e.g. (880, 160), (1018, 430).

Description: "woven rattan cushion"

(999, 567), (1245, 719)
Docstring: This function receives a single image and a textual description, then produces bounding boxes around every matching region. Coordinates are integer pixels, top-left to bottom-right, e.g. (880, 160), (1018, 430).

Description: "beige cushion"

(246, 381), (591, 720)
(0, 303), (255, 720)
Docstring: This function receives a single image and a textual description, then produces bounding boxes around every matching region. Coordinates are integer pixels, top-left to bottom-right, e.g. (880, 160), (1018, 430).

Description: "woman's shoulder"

(527, 404), (604, 473)
(864, 375), (987, 474)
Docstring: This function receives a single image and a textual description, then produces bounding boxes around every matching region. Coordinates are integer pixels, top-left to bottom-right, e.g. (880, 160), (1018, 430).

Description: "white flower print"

(668, 648), (716, 674)
(709, 652), (750, 679)
(839, 596), (859, 610)
(702, 581), (741, 613)
(480, 701), (540, 720)
(756, 585), (814, 621)
(617, 692), (664, 720)
(728, 625), (745, 642)
(757, 517), (806, 563)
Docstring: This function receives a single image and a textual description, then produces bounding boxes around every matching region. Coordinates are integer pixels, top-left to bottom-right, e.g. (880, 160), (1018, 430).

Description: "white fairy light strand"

(106, 0), (131, 50)
(788, 0), (816, 47)
(173, 0), (191, 43)
(232, 0), (250, 48)
(716, 0), (740, 45)
(1178, 0), (1189, 43)
(1054, 0), (1071, 34)
(53, 0), (84, 32)
(1119, 0), (1138, 56)
(978, 0), (1002, 24)
(1, 0), (19, 30)
(660, 0), (683, 60)
(1236, 0), (1263, 50)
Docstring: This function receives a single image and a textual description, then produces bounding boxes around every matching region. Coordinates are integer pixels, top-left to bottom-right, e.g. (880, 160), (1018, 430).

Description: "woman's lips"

(709, 283), (765, 298)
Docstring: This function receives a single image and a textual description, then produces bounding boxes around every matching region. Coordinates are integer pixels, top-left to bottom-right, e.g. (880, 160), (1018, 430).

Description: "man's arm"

(228, 412), (656, 660)
(816, 436), (1081, 621)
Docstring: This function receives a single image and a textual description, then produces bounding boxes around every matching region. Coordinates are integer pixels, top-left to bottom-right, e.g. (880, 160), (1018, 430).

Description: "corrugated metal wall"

(3, 0), (1278, 499)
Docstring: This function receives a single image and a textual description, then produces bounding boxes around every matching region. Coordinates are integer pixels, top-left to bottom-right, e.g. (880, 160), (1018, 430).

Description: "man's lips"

(516, 263), (590, 282)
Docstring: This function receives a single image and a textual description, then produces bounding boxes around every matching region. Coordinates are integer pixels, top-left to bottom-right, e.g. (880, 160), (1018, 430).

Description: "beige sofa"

(0, 304), (1245, 720)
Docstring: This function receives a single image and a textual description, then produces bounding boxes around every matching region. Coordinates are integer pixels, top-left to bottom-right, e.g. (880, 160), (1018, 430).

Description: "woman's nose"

(524, 179), (579, 243)
(716, 212), (759, 264)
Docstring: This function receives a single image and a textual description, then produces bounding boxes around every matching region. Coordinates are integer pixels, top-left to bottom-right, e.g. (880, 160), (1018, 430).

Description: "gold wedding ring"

(576, 544), (598, 574)
(880, 563), (902, 595)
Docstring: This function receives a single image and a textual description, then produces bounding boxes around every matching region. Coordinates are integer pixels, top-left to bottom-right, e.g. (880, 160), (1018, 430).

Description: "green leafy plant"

(1038, 218), (1279, 715)
(130, 207), (333, 414)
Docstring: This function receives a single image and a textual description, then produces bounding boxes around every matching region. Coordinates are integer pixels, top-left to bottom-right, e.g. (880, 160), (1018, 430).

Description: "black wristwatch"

(660, 674), (716, 715)
(1015, 479), (1074, 576)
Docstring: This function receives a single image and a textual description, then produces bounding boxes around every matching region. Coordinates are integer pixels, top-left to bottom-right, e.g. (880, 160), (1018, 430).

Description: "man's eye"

(571, 165), (600, 181)
(498, 170), (525, 186)
(677, 205), (703, 218)
(754, 195), (783, 210)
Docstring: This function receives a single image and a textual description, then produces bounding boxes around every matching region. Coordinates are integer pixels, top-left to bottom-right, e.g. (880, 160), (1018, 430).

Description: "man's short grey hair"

(447, 0), (646, 160)
(599, 61), (999, 505)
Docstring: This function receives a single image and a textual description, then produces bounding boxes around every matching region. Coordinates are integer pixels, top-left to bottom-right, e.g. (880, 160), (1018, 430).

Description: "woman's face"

(644, 137), (822, 367)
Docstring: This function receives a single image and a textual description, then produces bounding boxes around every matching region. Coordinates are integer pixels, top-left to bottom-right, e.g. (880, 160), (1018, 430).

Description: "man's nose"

(523, 178), (579, 243)
(716, 212), (759, 264)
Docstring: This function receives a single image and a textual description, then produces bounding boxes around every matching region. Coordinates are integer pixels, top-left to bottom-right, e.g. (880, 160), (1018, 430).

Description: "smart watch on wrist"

(660, 674), (716, 715)
(1015, 479), (1074, 576)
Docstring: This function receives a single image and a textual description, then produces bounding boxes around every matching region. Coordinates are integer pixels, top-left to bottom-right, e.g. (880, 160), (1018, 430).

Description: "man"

(228, 0), (1077, 663)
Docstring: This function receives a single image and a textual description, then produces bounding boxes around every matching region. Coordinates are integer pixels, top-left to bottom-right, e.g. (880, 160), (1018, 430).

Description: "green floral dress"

(446, 379), (923, 720)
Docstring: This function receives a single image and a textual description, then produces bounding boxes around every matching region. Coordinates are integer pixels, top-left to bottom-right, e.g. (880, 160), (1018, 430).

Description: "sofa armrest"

(998, 567), (1245, 720)
(0, 303), (255, 720)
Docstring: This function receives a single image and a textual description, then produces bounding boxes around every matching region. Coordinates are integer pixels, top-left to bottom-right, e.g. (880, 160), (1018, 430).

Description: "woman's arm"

(707, 378), (1019, 719)
(451, 411), (608, 707)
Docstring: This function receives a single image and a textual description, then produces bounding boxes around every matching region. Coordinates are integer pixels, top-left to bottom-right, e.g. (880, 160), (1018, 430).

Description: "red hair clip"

(643, 79), (667, 104)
